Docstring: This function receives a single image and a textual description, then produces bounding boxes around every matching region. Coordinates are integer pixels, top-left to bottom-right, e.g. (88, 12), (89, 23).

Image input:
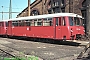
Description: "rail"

(77, 41), (90, 59)
(0, 48), (39, 60)
(0, 49), (15, 57)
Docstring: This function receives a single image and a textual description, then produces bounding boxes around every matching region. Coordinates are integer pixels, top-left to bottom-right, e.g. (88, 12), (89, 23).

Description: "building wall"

(73, 0), (82, 15)
(17, 0), (83, 17)
(31, 2), (42, 14)
(65, 0), (82, 15)
(65, 0), (69, 12)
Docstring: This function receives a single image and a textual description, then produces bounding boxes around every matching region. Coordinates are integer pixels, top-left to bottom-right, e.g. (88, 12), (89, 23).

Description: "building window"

(56, 2), (59, 6)
(82, 0), (86, 7)
(47, 0), (65, 14)
(53, 7), (60, 13)
(31, 10), (39, 16)
(53, 1), (59, 7)
(55, 2), (59, 6)
(61, 0), (65, 6)
(61, 7), (65, 12)
(48, 10), (52, 14)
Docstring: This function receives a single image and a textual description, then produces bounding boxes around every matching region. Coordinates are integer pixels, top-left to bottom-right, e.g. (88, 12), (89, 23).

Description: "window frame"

(12, 21), (18, 27)
(43, 18), (53, 26)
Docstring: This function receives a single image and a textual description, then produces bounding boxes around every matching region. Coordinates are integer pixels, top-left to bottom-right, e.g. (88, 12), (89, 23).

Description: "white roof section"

(0, 13), (82, 22)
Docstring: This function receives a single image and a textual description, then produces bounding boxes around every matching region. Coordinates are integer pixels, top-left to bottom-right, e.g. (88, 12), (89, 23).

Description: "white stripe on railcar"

(0, 13), (83, 22)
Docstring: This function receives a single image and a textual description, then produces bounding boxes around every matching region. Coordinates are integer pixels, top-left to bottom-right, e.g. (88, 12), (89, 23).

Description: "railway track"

(0, 45), (40, 60)
(0, 38), (43, 60)
(0, 48), (16, 60)
(0, 40), (29, 60)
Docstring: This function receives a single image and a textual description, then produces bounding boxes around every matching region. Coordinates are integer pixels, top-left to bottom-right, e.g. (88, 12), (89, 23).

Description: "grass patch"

(0, 56), (39, 60)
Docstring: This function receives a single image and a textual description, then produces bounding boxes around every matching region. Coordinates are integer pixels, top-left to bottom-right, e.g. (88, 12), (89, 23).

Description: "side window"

(62, 17), (66, 26)
(31, 20), (34, 26)
(34, 19), (42, 26)
(37, 19), (42, 26)
(18, 21), (22, 26)
(56, 18), (58, 26)
(25, 20), (31, 26)
(18, 20), (25, 26)
(34, 19), (38, 26)
(6, 22), (8, 27)
(59, 17), (62, 26)
(48, 18), (53, 26)
(12, 21), (18, 27)
(43, 18), (53, 26)
(21, 20), (25, 26)
(43, 18), (48, 26)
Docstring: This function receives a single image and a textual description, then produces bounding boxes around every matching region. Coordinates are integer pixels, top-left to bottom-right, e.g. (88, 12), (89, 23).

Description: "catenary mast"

(28, 0), (30, 16)
(9, 0), (12, 19)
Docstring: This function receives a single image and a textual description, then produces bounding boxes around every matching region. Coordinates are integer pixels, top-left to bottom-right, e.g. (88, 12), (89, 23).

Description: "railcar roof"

(0, 13), (82, 22)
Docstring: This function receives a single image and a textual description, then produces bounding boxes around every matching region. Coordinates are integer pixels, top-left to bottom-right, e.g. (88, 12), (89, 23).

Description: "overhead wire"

(2, 6), (23, 9)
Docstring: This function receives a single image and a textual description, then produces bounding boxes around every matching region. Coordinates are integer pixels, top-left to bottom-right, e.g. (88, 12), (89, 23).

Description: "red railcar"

(0, 20), (8, 35)
(7, 13), (85, 40)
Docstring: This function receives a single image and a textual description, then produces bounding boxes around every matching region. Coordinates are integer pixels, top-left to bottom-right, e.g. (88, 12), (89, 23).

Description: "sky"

(0, 0), (35, 20)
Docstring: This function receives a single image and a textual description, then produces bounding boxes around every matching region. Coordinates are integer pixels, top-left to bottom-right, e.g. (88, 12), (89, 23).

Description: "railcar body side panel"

(0, 22), (7, 35)
(78, 26), (85, 35)
(9, 26), (54, 39)
(56, 26), (61, 39)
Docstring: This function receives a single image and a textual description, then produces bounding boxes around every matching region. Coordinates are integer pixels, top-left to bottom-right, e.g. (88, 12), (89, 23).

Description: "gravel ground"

(0, 37), (89, 60)
(0, 49), (12, 58)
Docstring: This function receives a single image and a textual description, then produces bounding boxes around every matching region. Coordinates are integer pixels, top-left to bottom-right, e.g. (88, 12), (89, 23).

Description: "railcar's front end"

(68, 17), (85, 40)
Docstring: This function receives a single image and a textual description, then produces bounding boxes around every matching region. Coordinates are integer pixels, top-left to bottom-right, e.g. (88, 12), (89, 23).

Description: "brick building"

(17, 0), (82, 17)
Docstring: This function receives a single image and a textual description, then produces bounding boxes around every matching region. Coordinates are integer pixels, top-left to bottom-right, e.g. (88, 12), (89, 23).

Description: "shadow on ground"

(4, 36), (81, 47)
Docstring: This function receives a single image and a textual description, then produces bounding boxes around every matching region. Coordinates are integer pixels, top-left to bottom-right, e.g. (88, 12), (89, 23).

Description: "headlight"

(83, 30), (85, 32)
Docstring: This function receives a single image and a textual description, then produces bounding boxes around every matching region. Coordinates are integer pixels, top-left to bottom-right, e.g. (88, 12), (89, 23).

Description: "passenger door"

(7, 21), (12, 35)
(55, 17), (62, 39)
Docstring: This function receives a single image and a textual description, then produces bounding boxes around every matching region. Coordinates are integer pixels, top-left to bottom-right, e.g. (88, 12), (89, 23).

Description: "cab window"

(74, 17), (80, 26)
(62, 17), (66, 26)
(69, 17), (74, 26)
